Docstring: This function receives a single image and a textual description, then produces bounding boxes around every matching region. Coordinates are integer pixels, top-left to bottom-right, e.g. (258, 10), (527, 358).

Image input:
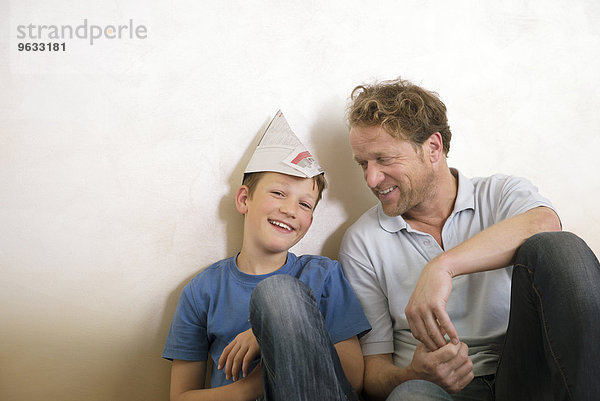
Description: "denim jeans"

(249, 274), (358, 401)
(495, 231), (600, 400)
(386, 375), (494, 401)
(388, 232), (600, 401)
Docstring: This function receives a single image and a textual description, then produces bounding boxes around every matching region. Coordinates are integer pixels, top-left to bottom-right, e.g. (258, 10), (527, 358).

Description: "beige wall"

(2, 0), (600, 399)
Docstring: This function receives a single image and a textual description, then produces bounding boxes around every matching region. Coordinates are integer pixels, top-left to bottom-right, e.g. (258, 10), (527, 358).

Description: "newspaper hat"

(244, 110), (324, 178)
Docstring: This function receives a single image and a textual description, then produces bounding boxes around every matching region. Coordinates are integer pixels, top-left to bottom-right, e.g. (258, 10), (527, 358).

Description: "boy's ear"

(235, 185), (250, 214)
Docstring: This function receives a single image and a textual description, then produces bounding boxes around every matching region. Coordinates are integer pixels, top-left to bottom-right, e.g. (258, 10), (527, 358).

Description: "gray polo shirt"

(339, 169), (555, 376)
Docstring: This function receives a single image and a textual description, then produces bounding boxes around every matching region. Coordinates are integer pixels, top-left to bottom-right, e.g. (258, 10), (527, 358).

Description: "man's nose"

(365, 163), (383, 188)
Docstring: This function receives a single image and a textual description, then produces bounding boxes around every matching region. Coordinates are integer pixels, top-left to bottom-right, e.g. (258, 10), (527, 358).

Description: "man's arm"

(406, 206), (561, 350)
(363, 341), (474, 400)
(334, 336), (365, 393)
(169, 359), (262, 401)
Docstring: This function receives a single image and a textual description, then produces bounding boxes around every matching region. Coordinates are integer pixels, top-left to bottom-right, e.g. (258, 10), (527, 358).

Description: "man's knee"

(520, 231), (584, 256)
(516, 231), (595, 273)
(515, 231), (600, 303)
(387, 380), (452, 401)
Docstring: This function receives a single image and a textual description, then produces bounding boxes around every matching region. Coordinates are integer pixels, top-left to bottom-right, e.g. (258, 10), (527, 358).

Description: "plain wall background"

(2, 0), (599, 400)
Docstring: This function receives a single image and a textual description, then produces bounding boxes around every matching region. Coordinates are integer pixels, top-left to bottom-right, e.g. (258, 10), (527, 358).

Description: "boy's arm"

(218, 328), (260, 381)
(169, 359), (262, 401)
(334, 336), (365, 393)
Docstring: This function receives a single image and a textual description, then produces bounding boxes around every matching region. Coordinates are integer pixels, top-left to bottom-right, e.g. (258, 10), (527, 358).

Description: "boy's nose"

(279, 200), (297, 218)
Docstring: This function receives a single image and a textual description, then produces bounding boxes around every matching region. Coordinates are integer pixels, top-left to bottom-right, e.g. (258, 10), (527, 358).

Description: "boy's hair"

(347, 78), (452, 155)
(242, 172), (327, 207)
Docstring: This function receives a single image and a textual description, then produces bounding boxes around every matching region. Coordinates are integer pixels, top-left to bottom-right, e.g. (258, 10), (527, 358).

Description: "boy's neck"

(236, 248), (288, 275)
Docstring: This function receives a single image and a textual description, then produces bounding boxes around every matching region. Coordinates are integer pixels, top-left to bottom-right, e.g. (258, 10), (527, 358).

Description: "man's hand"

(408, 342), (474, 394)
(218, 328), (260, 381)
(405, 260), (459, 350)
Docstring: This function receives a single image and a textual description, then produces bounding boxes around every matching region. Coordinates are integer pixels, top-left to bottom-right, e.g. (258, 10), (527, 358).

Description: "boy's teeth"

(270, 220), (292, 231)
(379, 186), (396, 195)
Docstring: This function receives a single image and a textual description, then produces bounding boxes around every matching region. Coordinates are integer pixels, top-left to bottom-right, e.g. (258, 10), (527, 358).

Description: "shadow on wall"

(212, 108), (375, 262)
(157, 118), (274, 393)
(310, 101), (376, 258)
(218, 116), (274, 258)
(156, 109), (374, 395)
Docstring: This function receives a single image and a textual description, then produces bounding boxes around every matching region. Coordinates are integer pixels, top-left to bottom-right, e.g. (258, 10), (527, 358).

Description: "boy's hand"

(218, 328), (260, 381)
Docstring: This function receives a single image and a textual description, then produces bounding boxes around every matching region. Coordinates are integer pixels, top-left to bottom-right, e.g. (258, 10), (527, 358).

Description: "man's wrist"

(429, 252), (457, 278)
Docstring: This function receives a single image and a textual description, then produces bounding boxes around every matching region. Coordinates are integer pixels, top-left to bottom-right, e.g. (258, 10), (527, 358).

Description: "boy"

(162, 111), (371, 401)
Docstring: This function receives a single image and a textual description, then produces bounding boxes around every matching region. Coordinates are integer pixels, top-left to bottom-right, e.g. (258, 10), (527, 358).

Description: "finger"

(408, 313), (437, 351)
(225, 343), (241, 379)
(453, 357), (474, 381)
(431, 341), (460, 364)
(218, 341), (234, 370)
(434, 308), (459, 345)
(231, 346), (246, 381)
(452, 359), (474, 392)
(443, 343), (470, 371)
(423, 311), (447, 349)
(242, 349), (256, 377)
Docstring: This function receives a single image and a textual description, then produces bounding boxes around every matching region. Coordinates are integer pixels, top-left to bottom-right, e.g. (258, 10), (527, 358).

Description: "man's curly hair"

(347, 78), (452, 155)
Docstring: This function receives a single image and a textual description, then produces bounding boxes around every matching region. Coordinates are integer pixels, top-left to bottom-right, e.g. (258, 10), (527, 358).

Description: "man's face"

(350, 125), (436, 217)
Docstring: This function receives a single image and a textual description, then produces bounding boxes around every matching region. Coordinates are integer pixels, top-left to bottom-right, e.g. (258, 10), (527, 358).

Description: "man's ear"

(426, 132), (444, 163)
(235, 186), (250, 214)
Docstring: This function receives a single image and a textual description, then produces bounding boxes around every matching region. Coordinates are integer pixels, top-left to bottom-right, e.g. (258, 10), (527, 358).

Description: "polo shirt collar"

(451, 168), (475, 215)
(377, 168), (475, 233)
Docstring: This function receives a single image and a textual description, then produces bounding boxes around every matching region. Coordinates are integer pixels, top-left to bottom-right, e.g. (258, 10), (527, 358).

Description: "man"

(339, 78), (600, 401)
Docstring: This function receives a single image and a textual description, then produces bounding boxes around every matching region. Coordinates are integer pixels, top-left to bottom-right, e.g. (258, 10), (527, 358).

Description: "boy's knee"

(251, 275), (303, 305)
(250, 275), (315, 323)
(387, 380), (452, 401)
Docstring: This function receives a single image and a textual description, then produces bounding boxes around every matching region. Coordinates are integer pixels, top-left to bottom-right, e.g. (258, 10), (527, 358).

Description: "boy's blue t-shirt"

(162, 252), (371, 388)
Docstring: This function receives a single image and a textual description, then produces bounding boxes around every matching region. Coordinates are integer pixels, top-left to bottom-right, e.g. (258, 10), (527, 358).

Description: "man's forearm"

(406, 206), (562, 350)
(435, 206), (561, 277)
(363, 354), (415, 401)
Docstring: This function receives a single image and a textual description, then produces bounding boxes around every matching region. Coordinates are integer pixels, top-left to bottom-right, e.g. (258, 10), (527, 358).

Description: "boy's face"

(236, 172), (319, 256)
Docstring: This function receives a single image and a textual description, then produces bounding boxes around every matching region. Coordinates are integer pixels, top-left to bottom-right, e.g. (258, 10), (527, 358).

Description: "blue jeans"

(386, 376), (494, 401)
(389, 232), (600, 401)
(249, 274), (358, 401)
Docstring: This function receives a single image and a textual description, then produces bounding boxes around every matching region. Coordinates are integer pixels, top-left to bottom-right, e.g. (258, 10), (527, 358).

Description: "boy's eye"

(300, 202), (313, 210)
(271, 191), (284, 196)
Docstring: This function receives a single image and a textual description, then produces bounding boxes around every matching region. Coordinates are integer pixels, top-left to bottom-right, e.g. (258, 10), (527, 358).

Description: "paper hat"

(244, 110), (324, 178)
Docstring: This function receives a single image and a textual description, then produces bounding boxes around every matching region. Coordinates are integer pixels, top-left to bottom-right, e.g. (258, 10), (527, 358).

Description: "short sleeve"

(339, 236), (395, 356)
(162, 283), (209, 361)
(491, 175), (556, 222)
(318, 261), (371, 344)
